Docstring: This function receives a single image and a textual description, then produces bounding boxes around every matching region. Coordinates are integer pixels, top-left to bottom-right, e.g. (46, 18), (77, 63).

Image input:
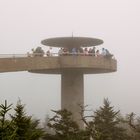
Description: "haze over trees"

(0, 98), (140, 140)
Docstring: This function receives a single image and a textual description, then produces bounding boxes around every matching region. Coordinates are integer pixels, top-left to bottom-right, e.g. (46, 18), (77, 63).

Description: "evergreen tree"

(11, 100), (44, 140)
(0, 100), (13, 140)
(25, 119), (45, 140)
(93, 98), (129, 140)
(79, 104), (98, 140)
(126, 112), (140, 140)
(44, 109), (87, 140)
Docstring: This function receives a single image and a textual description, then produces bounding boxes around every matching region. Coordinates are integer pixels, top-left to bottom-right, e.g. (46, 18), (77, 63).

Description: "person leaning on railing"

(101, 48), (113, 59)
(58, 48), (63, 56)
(105, 49), (114, 58)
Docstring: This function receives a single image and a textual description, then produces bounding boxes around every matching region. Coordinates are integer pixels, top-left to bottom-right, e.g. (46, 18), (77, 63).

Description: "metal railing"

(0, 53), (114, 59)
(0, 54), (28, 58)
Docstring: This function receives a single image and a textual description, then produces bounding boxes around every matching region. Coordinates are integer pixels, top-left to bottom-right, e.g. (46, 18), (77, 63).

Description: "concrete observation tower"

(0, 37), (117, 128)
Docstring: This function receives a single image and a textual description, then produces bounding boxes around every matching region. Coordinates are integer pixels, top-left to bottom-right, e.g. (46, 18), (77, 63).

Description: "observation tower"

(0, 36), (117, 128)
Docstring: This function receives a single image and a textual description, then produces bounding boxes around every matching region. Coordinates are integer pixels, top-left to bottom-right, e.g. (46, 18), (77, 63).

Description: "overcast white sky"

(0, 0), (140, 120)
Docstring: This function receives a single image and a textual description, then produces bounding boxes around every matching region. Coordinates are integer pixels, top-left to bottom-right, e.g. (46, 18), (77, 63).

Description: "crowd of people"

(27, 46), (113, 58)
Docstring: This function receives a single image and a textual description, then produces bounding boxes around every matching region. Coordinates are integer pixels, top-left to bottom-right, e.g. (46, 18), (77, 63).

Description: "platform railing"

(0, 53), (60, 58)
(0, 53), (114, 59)
(0, 54), (28, 58)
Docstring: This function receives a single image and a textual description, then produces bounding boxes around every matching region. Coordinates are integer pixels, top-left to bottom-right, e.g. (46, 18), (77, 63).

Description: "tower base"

(61, 70), (84, 129)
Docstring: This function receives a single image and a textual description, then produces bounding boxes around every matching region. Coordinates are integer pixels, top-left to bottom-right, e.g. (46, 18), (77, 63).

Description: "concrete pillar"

(61, 70), (84, 128)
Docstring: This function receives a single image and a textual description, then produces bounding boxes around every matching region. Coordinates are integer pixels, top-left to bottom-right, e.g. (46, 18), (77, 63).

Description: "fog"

(0, 0), (140, 120)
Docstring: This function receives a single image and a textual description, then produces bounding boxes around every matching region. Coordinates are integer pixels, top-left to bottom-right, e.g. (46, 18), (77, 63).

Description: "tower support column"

(61, 70), (84, 128)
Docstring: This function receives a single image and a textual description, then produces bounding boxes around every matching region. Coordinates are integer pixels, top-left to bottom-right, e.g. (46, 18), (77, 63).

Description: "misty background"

(0, 0), (140, 120)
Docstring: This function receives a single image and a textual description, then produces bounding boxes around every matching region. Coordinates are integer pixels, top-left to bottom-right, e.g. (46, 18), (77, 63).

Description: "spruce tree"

(93, 98), (129, 140)
(11, 100), (44, 140)
(0, 100), (12, 140)
(10, 100), (31, 140)
(126, 112), (140, 140)
(44, 109), (87, 140)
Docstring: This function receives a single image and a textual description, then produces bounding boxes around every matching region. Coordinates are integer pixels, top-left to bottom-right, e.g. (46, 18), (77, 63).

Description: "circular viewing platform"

(0, 37), (117, 74)
(29, 55), (117, 74)
(0, 54), (117, 74)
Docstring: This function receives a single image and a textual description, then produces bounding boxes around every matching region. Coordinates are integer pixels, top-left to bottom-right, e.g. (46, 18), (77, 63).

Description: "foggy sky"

(0, 0), (140, 120)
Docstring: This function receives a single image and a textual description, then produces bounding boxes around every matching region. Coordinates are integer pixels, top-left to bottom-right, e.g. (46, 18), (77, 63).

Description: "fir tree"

(0, 100), (12, 140)
(126, 112), (140, 140)
(44, 109), (87, 140)
(11, 100), (44, 140)
(93, 98), (129, 140)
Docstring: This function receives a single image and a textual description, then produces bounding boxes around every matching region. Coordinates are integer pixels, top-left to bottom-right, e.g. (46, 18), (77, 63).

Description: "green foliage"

(11, 100), (31, 139)
(0, 100), (44, 140)
(93, 98), (129, 140)
(24, 119), (44, 140)
(10, 100), (44, 140)
(0, 100), (12, 140)
(43, 99), (133, 140)
(0, 98), (140, 140)
(126, 112), (140, 140)
(44, 109), (88, 140)
(79, 104), (97, 140)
